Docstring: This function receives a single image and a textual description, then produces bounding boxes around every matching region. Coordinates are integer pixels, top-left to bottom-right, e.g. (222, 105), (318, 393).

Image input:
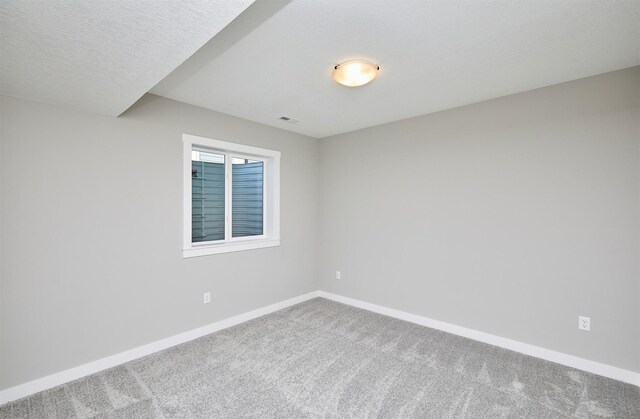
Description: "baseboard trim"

(2, 289), (637, 405)
(0, 291), (320, 405)
(317, 291), (640, 387)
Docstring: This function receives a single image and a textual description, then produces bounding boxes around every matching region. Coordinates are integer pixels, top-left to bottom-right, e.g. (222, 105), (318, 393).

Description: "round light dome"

(332, 60), (379, 87)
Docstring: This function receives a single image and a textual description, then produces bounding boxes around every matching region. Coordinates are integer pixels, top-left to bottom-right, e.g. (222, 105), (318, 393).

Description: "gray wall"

(0, 94), (320, 389)
(318, 67), (640, 373)
(1, 66), (638, 390)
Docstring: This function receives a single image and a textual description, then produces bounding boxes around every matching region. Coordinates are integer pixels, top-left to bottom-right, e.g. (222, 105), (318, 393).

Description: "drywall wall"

(318, 66), (640, 373)
(0, 94), (320, 389)
(1, 66), (638, 392)
(0, 97), (3, 388)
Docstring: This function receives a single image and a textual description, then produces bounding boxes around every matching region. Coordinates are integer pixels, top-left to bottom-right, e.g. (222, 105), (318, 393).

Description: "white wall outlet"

(203, 292), (211, 304)
(578, 316), (590, 331)
(335, 271), (341, 280)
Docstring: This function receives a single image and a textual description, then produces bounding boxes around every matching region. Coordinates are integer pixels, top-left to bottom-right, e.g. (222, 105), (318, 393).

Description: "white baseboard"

(0, 291), (320, 405)
(317, 291), (640, 387)
(2, 289), (637, 406)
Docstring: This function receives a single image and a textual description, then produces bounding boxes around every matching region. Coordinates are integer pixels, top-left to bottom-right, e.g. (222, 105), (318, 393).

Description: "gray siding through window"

(192, 161), (225, 242)
(191, 160), (264, 243)
(233, 161), (264, 237)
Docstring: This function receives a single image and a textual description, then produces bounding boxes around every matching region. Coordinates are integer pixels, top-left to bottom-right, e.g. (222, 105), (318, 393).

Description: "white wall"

(318, 67), (640, 373)
(0, 94), (320, 389)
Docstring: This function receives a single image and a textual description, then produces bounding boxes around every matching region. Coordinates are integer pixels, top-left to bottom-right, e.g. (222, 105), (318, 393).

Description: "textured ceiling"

(0, 0), (254, 116)
(152, 0), (640, 138)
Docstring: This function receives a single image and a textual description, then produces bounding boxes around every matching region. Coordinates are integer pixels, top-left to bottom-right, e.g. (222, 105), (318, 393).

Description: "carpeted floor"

(1, 297), (639, 418)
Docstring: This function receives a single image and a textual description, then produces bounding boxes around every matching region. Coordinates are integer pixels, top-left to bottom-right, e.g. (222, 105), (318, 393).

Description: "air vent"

(278, 116), (300, 124)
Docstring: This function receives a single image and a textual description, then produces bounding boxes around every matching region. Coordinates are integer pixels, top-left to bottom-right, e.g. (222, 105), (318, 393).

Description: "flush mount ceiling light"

(332, 59), (379, 87)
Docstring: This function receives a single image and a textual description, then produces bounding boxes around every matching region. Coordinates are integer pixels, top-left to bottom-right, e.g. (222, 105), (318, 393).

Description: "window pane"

(192, 151), (225, 242)
(232, 159), (263, 237)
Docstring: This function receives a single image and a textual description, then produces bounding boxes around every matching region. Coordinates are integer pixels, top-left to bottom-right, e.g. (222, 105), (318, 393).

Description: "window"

(183, 134), (280, 257)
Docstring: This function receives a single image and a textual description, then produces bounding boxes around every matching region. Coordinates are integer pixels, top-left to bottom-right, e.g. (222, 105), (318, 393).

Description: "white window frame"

(183, 134), (280, 257)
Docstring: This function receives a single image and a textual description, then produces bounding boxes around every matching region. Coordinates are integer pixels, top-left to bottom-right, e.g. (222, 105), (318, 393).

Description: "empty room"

(1, 0), (639, 417)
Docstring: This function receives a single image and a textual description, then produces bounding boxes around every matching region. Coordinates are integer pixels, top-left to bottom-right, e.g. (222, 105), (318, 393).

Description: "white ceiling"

(152, 0), (640, 138)
(0, 0), (254, 116)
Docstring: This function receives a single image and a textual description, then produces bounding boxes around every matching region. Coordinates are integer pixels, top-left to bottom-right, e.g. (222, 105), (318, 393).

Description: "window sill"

(183, 238), (281, 258)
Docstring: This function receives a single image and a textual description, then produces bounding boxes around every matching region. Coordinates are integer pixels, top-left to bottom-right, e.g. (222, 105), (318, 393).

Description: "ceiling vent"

(278, 116), (300, 124)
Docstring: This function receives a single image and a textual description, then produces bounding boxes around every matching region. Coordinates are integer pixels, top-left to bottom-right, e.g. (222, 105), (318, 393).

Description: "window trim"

(182, 134), (280, 257)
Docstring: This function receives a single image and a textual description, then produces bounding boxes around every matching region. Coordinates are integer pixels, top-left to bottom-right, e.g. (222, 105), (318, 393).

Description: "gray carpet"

(1, 298), (639, 418)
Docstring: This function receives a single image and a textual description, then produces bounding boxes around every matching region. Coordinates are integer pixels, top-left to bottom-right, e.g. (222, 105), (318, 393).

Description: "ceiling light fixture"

(332, 59), (379, 87)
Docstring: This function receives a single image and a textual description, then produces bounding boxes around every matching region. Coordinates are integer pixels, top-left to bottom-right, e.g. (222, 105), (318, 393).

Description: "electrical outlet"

(336, 271), (341, 280)
(578, 316), (590, 331)
(203, 292), (211, 304)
